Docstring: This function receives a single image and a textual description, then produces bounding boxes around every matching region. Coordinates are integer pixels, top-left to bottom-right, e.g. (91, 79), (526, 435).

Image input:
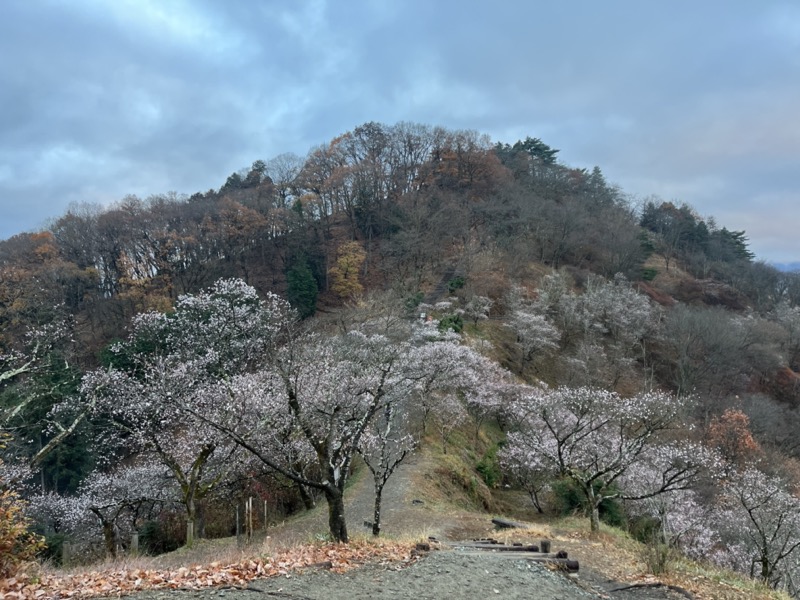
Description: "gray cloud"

(1, 0), (798, 262)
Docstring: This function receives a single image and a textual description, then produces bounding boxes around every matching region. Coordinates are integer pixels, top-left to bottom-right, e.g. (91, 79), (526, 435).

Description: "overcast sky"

(1, 1), (798, 264)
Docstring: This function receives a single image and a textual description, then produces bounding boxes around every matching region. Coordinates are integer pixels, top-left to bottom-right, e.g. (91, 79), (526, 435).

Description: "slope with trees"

(1, 121), (800, 595)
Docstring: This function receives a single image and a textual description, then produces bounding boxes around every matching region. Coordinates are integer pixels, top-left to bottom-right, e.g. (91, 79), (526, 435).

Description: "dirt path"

(122, 455), (692, 600)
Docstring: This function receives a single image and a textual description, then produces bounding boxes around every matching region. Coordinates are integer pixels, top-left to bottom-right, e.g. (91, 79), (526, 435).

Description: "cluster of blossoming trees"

(17, 279), (513, 549)
(6, 275), (800, 595)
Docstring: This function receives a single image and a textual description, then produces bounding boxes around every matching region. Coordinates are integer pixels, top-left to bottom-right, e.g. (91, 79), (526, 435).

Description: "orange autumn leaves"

(707, 409), (762, 467)
(1, 540), (417, 599)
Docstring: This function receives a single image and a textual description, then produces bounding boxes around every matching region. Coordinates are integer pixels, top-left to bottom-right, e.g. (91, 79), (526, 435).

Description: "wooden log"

(447, 542), (577, 558)
(456, 550), (579, 572)
(469, 543), (541, 552)
(491, 517), (528, 529)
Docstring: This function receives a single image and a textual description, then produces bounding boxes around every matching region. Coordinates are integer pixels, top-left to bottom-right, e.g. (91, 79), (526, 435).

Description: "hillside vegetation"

(2, 122), (800, 596)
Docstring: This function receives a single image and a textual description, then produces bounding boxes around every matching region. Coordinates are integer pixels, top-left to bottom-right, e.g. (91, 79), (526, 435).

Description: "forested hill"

(2, 122), (796, 360)
(3, 122), (800, 593)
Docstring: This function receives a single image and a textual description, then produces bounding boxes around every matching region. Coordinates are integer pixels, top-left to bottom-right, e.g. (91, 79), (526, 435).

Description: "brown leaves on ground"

(1, 540), (417, 599)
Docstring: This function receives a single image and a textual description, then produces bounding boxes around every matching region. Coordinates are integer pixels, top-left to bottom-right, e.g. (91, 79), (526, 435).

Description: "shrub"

(139, 518), (181, 555)
(550, 478), (625, 527)
(405, 291), (424, 310)
(39, 532), (67, 566)
(476, 444), (503, 488)
(448, 276), (466, 293)
(640, 267), (658, 281)
(438, 314), (463, 333)
(0, 489), (46, 577)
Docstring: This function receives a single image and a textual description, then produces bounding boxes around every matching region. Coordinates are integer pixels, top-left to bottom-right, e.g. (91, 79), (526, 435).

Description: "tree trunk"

(102, 521), (117, 558)
(298, 483), (317, 510)
(197, 499), (206, 539)
(589, 505), (601, 533)
(585, 485), (601, 533)
(186, 498), (196, 548)
(372, 485), (383, 537)
(325, 488), (348, 543)
(90, 507), (118, 558)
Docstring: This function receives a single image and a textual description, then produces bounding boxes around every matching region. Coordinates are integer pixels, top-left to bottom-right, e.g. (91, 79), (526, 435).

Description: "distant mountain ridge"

(773, 262), (800, 272)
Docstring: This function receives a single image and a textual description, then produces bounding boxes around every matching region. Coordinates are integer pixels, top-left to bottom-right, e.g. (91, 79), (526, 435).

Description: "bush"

(640, 267), (658, 281)
(550, 478), (625, 527)
(139, 517), (182, 555)
(405, 291), (425, 315)
(448, 276), (466, 293)
(476, 443), (503, 488)
(39, 532), (68, 566)
(438, 314), (463, 333)
(0, 489), (46, 577)
(628, 515), (678, 575)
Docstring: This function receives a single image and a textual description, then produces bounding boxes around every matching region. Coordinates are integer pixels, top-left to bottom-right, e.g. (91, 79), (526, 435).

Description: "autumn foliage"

(329, 241), (366, 300)
(0, 436), (45, 579)
(707, 409), (762, 466)
(0, 540), (416, 598)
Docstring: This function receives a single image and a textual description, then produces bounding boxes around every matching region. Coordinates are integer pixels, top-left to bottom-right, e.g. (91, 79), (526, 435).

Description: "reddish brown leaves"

(1, 541), (416, 599)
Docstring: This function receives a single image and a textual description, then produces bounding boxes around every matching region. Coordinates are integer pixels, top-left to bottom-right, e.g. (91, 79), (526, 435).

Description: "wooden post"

(130, 533), (139, 556)
(236, 504), (241, 547)
(540, 539), (551, 553)
(247, 496), (254, 544)
(62, 541), (72, 567)
(264, 499), (268, 533)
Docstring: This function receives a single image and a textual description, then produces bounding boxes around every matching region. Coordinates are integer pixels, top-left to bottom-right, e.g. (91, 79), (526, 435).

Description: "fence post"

(248, 496), (254, 544)
(130, 533), (139, 556)
(62, 541), (72, 567)
(236, 504), (241, 547)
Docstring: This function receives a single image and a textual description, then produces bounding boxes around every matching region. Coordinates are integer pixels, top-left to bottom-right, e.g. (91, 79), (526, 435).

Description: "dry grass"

(468, 513), (790, 600)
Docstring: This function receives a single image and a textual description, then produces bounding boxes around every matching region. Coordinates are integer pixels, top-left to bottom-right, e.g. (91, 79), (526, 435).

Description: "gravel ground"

(125, 549), (600, 600)
(120, 455), (692, 600)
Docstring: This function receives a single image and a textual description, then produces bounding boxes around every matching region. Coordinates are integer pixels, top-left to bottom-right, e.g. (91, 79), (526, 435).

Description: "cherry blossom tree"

(621, 444), (722, 567)
(357, 399), (416, 536)
(502, 385), (697, 531)
(1, 317), (89, 473)
(506, 310), (560, 372)
(81, 278), (290, 546)
(83, 361), (242, 547)
(498, 439), (549, 513)
(29, 462), (174, 560)
(714, 467), (800, 589)
(463, 295), (493, 326)
(429, 392), (468, 455)
(189, 327), (501, 543)
(189, 332), (413, 543)
(77, 277), (503, 544)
